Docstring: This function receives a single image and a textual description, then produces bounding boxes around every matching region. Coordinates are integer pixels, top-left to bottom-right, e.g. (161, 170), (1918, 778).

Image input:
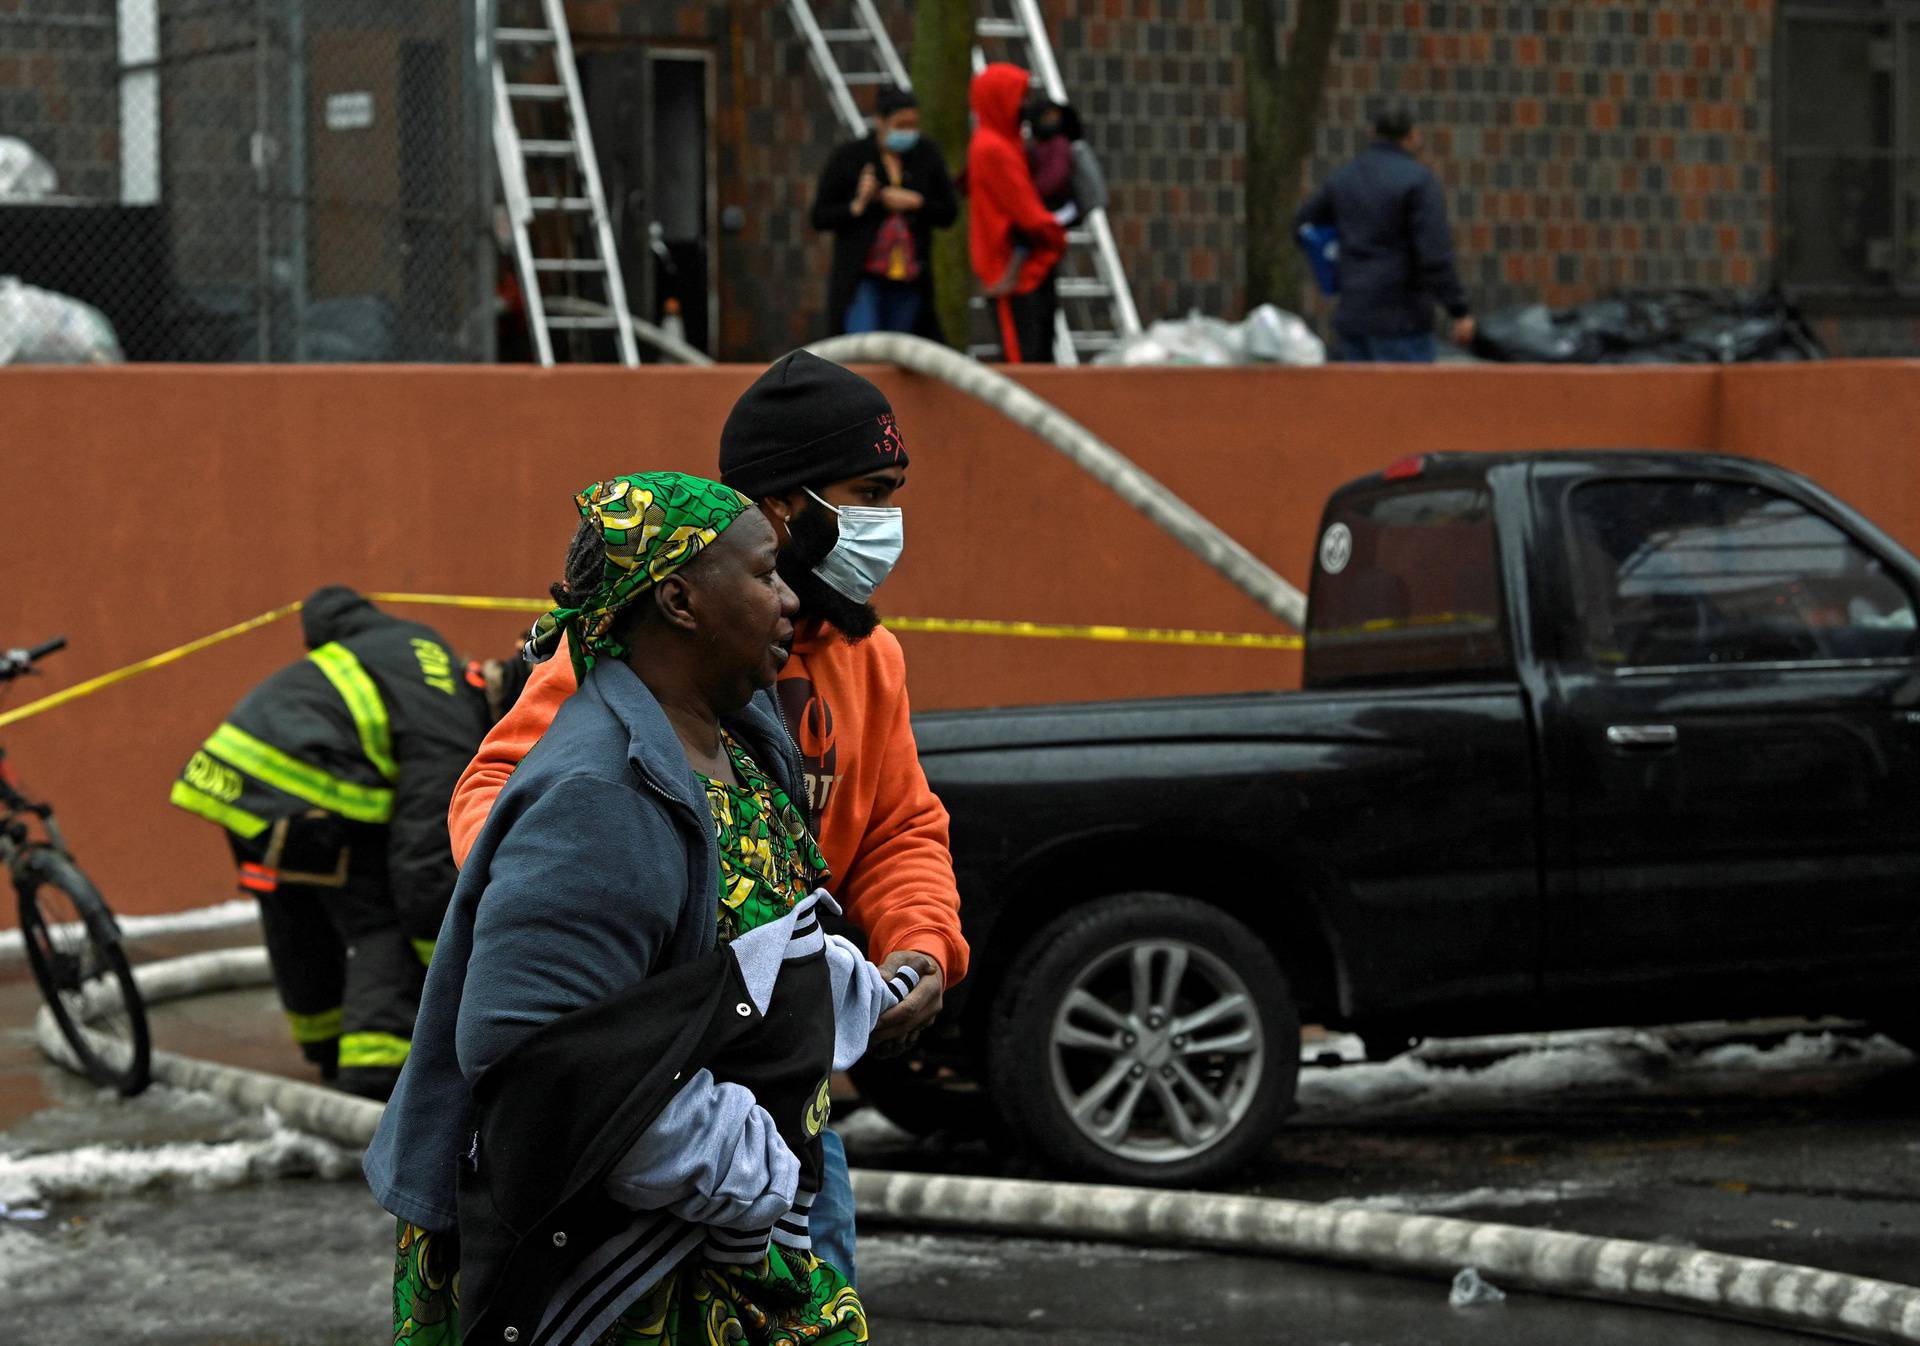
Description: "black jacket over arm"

(1295, 141), (1470, 339)
(810, 133), (958, 339)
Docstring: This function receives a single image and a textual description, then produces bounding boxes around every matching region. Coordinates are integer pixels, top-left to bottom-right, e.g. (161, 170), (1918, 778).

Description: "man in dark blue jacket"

(1296, 102), (1475, 362)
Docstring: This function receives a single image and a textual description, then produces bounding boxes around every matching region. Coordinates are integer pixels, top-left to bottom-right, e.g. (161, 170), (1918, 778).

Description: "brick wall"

(1043, 0), (1247, 326)
(568, 1), (1249, 359)
(0, 0), (120, 200)
(1282, 0), (1779, 341)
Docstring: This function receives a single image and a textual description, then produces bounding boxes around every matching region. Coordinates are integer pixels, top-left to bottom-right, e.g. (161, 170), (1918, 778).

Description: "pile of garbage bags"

(1473, 289), (1824, 364)
(1096, 303), (1327, 367)
(0, 276), (123, 364)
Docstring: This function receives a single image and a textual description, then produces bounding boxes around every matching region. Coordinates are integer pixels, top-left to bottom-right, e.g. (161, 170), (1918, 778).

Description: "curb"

(37, 946), (1920, 1345)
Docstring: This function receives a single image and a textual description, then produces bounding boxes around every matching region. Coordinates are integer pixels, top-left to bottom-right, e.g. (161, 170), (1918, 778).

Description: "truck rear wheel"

(986, 892), (1300, 1186)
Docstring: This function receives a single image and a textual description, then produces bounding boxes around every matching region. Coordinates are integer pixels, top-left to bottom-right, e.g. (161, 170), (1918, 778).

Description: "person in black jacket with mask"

(169, 586), (526, 1100)
(1295, 101), (1476, 362)
(810, 86), (958, 338)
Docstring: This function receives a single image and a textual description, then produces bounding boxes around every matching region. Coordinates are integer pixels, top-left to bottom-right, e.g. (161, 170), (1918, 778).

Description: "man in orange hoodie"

(968, 62), (1068, 363)
(446, 350), (963, 1286)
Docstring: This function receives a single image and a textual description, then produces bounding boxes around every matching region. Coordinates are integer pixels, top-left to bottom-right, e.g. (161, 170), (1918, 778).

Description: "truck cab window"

(1307, 485), (1508, 687)
(1568, 479), (1919, 669)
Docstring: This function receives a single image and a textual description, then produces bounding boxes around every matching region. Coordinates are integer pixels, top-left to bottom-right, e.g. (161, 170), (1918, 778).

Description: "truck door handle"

(1606, 724), (1679, 749)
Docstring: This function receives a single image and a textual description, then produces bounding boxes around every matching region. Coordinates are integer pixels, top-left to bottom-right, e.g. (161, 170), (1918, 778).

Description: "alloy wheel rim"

(1047, 937), (1264, 1164)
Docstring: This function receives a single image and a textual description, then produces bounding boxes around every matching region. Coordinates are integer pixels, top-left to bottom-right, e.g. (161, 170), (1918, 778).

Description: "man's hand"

(1451, 314), (1477, 348)
(870, 951), (944, 1056)
(879, 185), (924, 213)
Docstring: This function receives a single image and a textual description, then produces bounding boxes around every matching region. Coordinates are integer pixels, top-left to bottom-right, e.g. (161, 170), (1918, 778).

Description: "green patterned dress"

(394, 733), (864, 1346)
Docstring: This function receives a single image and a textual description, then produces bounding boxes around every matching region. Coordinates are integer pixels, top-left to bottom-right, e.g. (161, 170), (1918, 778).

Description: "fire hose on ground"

(32, 946), (1920, 1345)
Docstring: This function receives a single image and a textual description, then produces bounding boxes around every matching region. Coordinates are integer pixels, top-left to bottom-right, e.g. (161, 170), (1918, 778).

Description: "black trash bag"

(1471, 303), (1604, 363)
(1473, 288), (1826, 364)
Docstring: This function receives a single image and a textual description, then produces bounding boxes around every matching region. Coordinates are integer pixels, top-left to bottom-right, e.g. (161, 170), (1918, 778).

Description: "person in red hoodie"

(968, 62), (1068, 363)
(445, 350), (962, 1289)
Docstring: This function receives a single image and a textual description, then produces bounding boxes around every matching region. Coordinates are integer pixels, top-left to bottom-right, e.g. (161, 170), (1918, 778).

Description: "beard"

(781, 497), (881, 642)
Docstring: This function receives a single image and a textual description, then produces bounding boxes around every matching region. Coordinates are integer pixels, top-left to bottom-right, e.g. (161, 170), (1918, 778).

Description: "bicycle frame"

(0, 747), (75, 886)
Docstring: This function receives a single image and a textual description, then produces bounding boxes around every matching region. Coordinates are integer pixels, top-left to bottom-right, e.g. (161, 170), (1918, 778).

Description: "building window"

(1775, 4), (1920, 297)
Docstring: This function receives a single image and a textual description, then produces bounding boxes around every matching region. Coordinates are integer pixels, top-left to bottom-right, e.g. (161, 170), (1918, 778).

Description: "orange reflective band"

(237, 863), (279, 894)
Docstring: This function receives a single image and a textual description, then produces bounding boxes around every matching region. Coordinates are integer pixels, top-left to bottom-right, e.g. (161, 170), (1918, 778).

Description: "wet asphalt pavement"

(2, 932), (1914, 1344)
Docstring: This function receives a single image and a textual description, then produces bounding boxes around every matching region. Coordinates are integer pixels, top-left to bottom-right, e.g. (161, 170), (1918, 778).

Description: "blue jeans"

(843, 278), (922, 335)
(1337, 332), (1436, 363)
(811, 1126), (856, 1285)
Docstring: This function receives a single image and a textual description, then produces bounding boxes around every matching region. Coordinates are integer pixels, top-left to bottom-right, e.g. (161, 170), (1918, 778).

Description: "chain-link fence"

(0, 0), (492, 362)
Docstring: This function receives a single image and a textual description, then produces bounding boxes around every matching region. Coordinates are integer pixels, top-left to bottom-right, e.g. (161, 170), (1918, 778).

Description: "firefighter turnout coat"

(170, 587), (506, 948)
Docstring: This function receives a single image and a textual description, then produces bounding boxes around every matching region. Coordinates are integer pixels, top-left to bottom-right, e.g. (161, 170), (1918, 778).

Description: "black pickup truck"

(863, 451), (1920, 1186)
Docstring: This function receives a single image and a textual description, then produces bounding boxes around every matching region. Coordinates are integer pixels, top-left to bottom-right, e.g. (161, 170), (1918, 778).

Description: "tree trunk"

(911, 0), (976, 348)
(1243, 0), (1341, 310)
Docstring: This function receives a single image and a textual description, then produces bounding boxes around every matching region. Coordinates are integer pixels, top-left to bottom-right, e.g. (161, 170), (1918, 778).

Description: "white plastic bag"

(0, 277), (124, 364)
(1242, 302), (1327, 365)
(0, 138), (58, 201)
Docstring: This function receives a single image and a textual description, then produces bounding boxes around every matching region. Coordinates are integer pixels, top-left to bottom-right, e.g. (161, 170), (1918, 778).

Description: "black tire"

(986, 892), (1300, 1187)
(17, 851), (152, 1096)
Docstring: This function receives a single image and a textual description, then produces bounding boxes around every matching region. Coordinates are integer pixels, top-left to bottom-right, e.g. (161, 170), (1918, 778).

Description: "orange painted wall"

(0, 361), (1906, 920)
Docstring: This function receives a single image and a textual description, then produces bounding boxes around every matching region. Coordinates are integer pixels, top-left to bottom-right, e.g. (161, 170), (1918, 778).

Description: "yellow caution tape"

(0, 595), (1299, 729)
(0, 602), (304, 730)
(365, 592), (547, 613)
(882, 615), (1301, 650)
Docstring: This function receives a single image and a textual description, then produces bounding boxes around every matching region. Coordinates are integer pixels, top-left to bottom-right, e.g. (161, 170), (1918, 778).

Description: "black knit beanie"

(718, 351), (909, 501)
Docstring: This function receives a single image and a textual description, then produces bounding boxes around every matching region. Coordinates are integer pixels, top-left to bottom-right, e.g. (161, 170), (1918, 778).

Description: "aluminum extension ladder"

(786, 0), (910, 139)
(973, 0), (1142, 364)
(785, 0), (1142, 365)
(493, 0), (638, 366)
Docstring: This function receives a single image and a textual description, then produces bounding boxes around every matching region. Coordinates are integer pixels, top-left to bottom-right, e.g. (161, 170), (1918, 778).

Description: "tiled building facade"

(4, 0), (1917, 359)
(0, 0), (119, 201)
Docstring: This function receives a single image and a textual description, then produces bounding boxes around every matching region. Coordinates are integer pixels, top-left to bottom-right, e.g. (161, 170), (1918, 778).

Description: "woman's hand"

(852, 163), (879, 216)
(879, 185), (924, 213)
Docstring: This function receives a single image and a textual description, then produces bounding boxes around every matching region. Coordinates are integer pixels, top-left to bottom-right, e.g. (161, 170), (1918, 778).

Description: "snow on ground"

(1296, 1028), (1912, 1117)
(0, 898), (258, 963)
(0, 1108), (356, 1206)
(1327, 1182), (1612, 1215)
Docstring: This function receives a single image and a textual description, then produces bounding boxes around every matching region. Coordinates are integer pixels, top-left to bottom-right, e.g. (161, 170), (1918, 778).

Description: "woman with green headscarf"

(366, 472), (919, 1345)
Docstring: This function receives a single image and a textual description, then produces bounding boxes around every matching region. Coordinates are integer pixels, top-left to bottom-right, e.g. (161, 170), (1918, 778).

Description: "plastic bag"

(0, 276), (123, 364)
(1472, 303), (1603, 363)
(1095, 305), (1326, 367)
(0, 138), (58, 202)
(1297, 222), (1340, 296)
(1242, 303), (1327, 365)
(1473, 290), (1824, 364)
(1449, 1267), (1508, 1309)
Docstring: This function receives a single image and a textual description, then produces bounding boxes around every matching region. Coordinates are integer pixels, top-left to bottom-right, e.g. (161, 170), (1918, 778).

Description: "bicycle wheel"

(17, 851), (152, 1096)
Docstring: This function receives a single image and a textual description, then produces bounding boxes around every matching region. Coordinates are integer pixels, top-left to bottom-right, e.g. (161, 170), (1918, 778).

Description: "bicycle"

(2, 637), (152, 1095)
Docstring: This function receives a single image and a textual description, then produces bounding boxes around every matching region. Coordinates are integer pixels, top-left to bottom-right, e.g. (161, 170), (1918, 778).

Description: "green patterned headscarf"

(526, 472), (753, 679)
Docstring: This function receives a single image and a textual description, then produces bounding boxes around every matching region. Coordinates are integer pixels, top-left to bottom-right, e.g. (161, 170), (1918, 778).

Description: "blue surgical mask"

(884, 129), (920, 155)
(805, 488), (904, 604)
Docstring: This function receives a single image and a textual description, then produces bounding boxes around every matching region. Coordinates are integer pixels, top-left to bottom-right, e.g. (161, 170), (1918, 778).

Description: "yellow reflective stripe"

(169, 778), (271, 839)
(339, 1031), (411, 1068)
(284, 1007), (343, 1045)
(410, 939), (435, 967)
(204, 723), (394, 823)
(308, 642), (397, 782)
